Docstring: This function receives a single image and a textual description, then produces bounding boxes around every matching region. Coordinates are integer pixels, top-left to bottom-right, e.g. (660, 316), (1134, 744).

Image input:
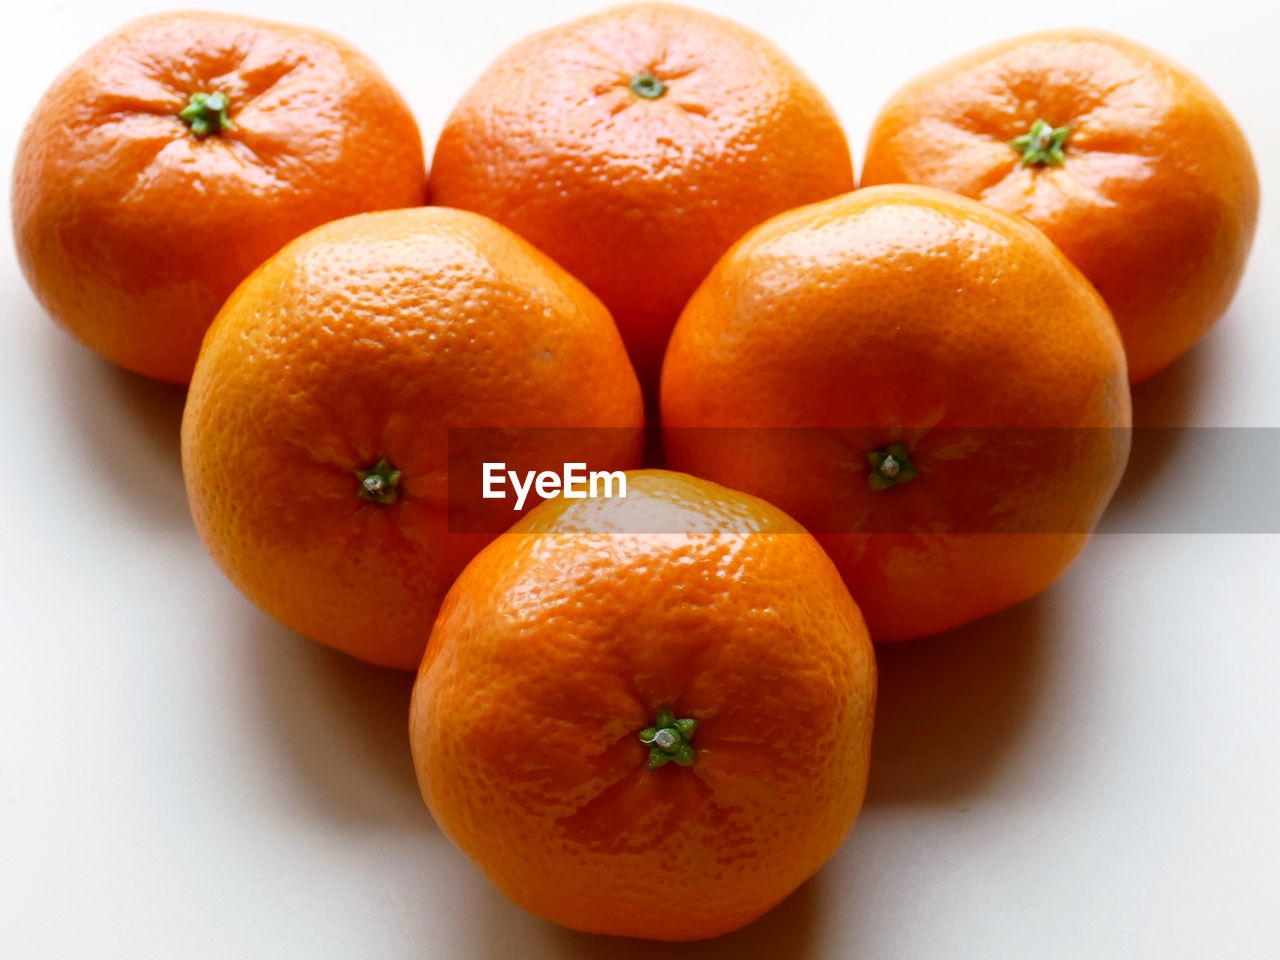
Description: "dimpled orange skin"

(861, 29), (1260, 383)
(410, 470), (876, 941)
(428, 2), (854, 387)
(182, 208), (643, 670)
(661, 185), (1132, 640)
(12, 11), (427, 384)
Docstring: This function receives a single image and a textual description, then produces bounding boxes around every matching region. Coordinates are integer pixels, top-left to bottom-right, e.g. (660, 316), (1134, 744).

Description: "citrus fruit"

(428, 2), (854, 387)
(12, 11), (427, 383)
(861, 29), (1259, 382)
(181, 207), (643, 670)
(410, 470), (876, 940)
(661, 185), (1132, 640)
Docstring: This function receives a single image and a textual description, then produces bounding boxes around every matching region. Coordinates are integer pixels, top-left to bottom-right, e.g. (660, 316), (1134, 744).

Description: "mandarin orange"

(861, 29), (1259, 382)
(182, 207), (643, 669)
(12, 11), (426, 383)
(428, 2), (854, 388)
(662, 185), (1131, 639)
(410, 470), (876, 940)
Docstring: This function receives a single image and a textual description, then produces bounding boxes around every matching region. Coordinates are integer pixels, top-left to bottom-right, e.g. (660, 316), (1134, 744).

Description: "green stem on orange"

(638, 706), (698, 769)
(867, 442), (917, 491)
(629, 72), (667, 100)
(355, 457), (403, 505)
(1011, 118), (1070, 167)
(178, 91), (233, 137)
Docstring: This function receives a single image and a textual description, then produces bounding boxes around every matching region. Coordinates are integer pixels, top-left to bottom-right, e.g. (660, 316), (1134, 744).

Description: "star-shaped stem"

(638, 706), (698, 769)
(629, 72), (667, 99)
(355, 457), (403, 505)
(178, 91), (234, 138)
(1011, 118), (1070, 167)
(867, 442), (917, 491)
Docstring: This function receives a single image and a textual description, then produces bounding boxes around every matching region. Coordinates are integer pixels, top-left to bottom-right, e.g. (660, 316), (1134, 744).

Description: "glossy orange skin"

(428, 2), (854, 388)
(861, 29), (1260, 383)
(662, 186), (1132, 640)
(182, 208), (643, 669)
(410, 470), (876, 940)
(12, 11), (427, 383)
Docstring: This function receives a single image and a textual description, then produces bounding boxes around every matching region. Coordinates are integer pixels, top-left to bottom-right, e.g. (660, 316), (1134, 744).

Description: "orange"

(12, 11), (427, 383)
(181, 207), (643, 670)
(428, 2), (854, 388)
(661, 185), (1132, 640)
(410, 470), (876, 940)
(861, 29), (1259, 383)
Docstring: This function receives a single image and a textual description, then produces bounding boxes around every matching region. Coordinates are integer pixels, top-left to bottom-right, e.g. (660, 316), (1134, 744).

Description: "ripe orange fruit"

(662, 185), (1132, 640)
(12, 11), (427, 384)
(182, 208), (643, 670)
(410, 470), (876, 940)
(428, 2), (854, 387)
(861, 29), (1259, 383)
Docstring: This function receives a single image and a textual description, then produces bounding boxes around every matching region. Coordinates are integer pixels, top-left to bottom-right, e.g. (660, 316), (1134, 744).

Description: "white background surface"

(2, 1), (1277, 957)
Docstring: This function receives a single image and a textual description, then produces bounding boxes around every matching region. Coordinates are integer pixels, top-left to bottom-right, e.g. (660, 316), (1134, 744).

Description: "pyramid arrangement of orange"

(12, 4), (1258, 942)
